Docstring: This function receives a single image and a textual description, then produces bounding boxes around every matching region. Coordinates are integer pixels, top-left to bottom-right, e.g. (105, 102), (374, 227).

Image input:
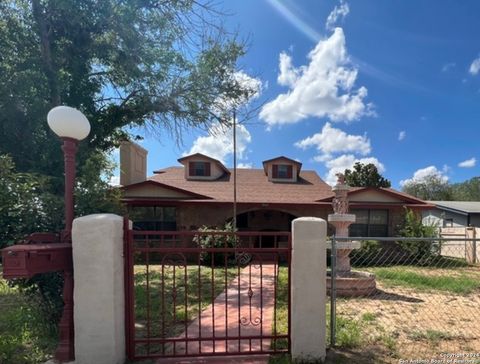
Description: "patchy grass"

(0, 265), (57, 364)
(366, 266), (480, 294)
(335, 316), (363, 348)
(272, 266), (289, 351)
(361, 312), (377, 323)
(133, 264), (238, 350)
(269, 307), (398, 364)
(408, 329), (453, 345)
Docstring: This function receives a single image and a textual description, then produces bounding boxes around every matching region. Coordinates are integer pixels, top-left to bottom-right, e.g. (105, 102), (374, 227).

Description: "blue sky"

(116, 0), (480, 188)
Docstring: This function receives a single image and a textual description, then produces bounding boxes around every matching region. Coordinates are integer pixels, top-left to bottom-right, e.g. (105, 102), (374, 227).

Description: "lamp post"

(47, 105), (90, 362)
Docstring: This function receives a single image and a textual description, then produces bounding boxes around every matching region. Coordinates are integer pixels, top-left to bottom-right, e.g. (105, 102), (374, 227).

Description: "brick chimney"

(119, 141), (148, 185)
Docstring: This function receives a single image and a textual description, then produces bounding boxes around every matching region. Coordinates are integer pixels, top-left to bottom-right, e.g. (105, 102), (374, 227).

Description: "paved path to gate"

(172, 263), (277, 359)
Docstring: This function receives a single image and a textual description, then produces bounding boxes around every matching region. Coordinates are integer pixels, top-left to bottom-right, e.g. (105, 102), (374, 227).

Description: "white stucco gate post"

(291, 217), (327, 362)
(71, 214), (125, 364)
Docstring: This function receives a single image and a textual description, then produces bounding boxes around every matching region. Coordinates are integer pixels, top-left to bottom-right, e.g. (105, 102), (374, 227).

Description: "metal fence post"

(330, 235), (337, 347)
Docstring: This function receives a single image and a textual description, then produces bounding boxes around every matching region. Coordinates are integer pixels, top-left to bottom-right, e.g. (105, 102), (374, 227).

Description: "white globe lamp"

(47, 106), (90, 141)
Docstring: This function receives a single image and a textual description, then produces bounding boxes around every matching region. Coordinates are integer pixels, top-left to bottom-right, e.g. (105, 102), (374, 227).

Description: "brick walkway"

(168, 263), (277, 361)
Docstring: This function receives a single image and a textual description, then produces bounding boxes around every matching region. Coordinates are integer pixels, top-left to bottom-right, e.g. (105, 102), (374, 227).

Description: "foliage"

(0, 155), (63, 250)
(451, 177), (480, 201)
(0, 0), (256, 178)
(350, 240), (382, 266)
(193, 221), (239, 265)
(0, 272), (57, 364)
(401, 174), (452, 200)
(75, 151), (124, 216)
(0, 154), (122, 326)
(402, 173), (480, 201)
(396, 208), (439, 263)
(344, 162), (391, 188)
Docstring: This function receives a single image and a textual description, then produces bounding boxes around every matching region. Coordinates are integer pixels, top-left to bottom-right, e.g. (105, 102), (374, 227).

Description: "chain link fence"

(328, 236), (480, 364)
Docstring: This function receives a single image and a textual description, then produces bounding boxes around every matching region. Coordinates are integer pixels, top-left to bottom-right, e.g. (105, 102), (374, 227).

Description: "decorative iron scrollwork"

(240, 315), (262, 326)
(234, 251), (252, 265)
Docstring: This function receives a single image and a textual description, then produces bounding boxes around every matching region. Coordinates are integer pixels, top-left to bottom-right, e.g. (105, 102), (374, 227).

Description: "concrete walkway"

(170, 263), (277, 360)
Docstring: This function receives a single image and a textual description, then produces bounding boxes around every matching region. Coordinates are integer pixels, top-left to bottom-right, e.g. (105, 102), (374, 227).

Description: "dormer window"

(263, 156), (301, 182)
(179, 153), (230, 180)
(189, 161), (211, 177)
(273, 164), (292, 179)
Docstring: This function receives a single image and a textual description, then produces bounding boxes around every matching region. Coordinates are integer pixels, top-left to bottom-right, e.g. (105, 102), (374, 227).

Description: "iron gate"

(124, 220), (291, 360)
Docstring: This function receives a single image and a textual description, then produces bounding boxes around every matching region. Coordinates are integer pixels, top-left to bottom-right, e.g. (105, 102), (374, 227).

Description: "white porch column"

(71, 214), (125, 364)
(291, 217), (327, 361)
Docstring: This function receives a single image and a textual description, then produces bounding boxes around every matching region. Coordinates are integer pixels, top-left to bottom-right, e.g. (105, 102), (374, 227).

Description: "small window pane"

(129, 206), (155, 220)
(350, 224), (368, 237)
(130, 206), (176, 231)
(194, 162), (206, 176)
(369, 224), (388, 237)
(370, 210), (388, 225)
(163, 207), (176, 222)
(353, 210), (369, 224)
(277, 164), (289, 178)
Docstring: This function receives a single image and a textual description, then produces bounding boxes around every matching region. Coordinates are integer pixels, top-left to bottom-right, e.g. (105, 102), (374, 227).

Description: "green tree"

(0, 0), (256, 178)
(0, 155), (63, 249)
(451, 177), (480, 201)
(396, 208), (439, 264)
(401, 174), (452, 200)
(344, 162), (391, 188)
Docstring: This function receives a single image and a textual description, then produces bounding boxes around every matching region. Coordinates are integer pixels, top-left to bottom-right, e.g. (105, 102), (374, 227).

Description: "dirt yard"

(334, 268), (480, 364)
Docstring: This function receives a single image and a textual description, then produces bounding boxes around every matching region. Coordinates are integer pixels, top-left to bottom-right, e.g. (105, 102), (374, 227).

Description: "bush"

(193, 221), (239, 266)
(1, 153), (122, 328)
(396, 208), (440, 264)
(0, 155), (64, 251)
(350, 240), (382, 266)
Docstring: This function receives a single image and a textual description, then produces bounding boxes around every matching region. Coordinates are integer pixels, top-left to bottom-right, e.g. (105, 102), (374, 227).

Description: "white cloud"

(441, 62), (456, 72)
(260, 28), (373, 126)
(400, 166), (449, 187)
(187, 70), (260, 164)
(186, 123), (251, 164)
(469, 56), (480, 75)
(324, 154), (384, 185)
(398, 131), (406, 141)
(458, 157), (476, 168)
(326, 1), (350, 31)
(216, 71), (263, 112)
(277, 52), (301, 87)
(237, 162), (253, 169)
(295, 122), (370, 160)
(233, 71), (263, 101)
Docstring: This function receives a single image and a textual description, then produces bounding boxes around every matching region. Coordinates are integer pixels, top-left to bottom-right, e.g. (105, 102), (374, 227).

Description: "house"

(422, 201), (480, 228)
(120, 142), (433, 236)
(422, 201), (480, 264)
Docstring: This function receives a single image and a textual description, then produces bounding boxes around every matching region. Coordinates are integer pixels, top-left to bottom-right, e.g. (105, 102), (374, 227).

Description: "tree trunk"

(31, 0), (61, 107)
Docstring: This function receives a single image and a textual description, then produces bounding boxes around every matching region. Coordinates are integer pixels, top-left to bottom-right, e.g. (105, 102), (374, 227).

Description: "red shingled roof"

(316, 186), (429, 205)
(143, 167), (332, 204)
